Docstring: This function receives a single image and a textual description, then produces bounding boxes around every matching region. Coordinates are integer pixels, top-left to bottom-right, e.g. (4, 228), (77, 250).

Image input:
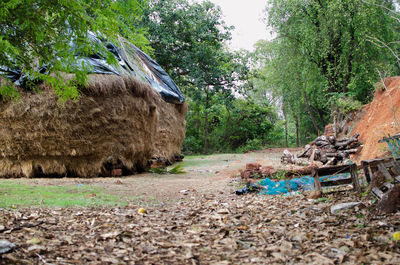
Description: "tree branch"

(361, 0), (400, 24)
(366, 35), (400, 68)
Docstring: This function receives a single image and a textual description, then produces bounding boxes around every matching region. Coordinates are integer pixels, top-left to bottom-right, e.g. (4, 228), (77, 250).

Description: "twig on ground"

(36, 253), (51, 264)
(0, 221), (45, 234)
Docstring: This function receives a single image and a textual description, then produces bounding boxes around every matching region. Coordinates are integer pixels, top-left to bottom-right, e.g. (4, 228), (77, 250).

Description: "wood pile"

(281, 133), (361, 166)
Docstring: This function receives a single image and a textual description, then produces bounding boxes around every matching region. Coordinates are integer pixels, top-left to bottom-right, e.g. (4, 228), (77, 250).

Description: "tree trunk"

(298, 119), (302, 146)
(283, 103), (288, 147)
(295, 115), (301, 147)
(343, 10), (355, 93)
(284, 117), (289, 148)
(301, 78), (320, 135)
(223, 104), (231, 143)
(203, 91), (209, 154)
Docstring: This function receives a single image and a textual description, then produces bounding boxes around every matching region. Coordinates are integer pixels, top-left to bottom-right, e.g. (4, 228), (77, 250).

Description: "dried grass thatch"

(0, 74), (186, 177)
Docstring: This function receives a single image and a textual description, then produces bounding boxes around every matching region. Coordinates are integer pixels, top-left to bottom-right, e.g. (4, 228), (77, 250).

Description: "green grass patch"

(0, 181), (128, 208)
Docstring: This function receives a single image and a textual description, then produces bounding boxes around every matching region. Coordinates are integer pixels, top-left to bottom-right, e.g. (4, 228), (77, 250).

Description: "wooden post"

(362, 161), (372, 183)
(391, 160), (400, 175)
(312, 168), (322, 192)
(349, 163), (361, 193)
(377, 163), (393, 182)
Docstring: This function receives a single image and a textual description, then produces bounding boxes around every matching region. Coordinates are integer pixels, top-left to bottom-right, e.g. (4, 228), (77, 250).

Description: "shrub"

(238, 138), (263, 153)
(336, 96), (362, 114)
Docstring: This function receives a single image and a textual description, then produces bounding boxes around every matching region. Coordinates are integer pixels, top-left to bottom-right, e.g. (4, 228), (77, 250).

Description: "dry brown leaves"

(1, 191), (400, 264)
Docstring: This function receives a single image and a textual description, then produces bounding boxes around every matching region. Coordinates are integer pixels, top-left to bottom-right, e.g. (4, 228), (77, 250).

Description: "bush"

(182, 136), (202, 155)
(336, 96), (362, 114)
(238, 138), (263, 153)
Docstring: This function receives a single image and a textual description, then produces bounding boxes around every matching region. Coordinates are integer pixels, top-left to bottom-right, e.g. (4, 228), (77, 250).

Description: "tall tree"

(142, 0), (250, 153)
(263, 0), (398, 136)
(250, 39), (328, 145)
(268, 0), (396, 97)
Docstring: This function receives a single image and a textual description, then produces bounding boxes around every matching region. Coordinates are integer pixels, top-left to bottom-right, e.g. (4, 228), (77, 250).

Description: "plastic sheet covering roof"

(0, 33), (185, 104)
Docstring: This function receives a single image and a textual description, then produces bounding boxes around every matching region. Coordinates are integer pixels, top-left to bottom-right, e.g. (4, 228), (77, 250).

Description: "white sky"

(206, 0), (270, 51)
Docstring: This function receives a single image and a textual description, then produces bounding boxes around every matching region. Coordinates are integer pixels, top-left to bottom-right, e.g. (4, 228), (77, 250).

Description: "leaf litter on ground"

(1, 190), (400, 264)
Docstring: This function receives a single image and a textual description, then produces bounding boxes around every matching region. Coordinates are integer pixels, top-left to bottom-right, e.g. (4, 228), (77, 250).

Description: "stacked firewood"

(281, 133), (361, 166)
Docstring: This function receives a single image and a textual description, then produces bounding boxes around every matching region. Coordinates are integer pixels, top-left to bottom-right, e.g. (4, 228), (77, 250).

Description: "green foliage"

(143, 0), (261, 154)
(245, 0), (400, 147)
(0, 0), (150, 100)
(238, 139), (263, 153)
(182, 136), (203, 155)
(335, 96), (363, 114)
(148, 165), (186, 174)
(270, 170), (287, 181)
(250, 38), (327, 145)
(167, 165), (186, 174)
(225, 99), (276, 149)
(316, 197), (328, 203)
(142, 0), (233, 89)
(182, 96), (278, 154)
(267, 0), (397, 98)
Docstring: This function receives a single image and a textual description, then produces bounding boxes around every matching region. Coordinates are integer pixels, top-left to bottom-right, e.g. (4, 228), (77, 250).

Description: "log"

(309, 148), (316, 162)
(335, 151), (348, 160)
(320, 153), (327, 163)
(295, 158), (311, 166)
(281, 149), (297, 164)
(298, 144), (311, 158)
(315, 135), (328, 142)
(344, 148), (359, 154)
(348, 141), (360, 149)
(315, 140), (329, 147)
(335, 133), (360, 148)
(322, 147), (337, 153)
(326, 157), (337, 166)
(326, 153), (340, 158)
(286, 133), (360, 167)
(335, 138), (358, 148)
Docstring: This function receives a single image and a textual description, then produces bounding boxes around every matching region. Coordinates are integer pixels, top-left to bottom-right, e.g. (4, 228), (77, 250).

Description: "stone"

(0, 240), (15, 254)
(330, 202), (362, 214)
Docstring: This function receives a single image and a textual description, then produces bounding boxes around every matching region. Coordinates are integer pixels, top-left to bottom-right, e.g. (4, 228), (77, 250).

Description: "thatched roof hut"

(0, 37), (186, 178)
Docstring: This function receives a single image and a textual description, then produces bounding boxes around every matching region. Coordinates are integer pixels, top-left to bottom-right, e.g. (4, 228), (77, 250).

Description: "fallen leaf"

(26, 238), (41, 245)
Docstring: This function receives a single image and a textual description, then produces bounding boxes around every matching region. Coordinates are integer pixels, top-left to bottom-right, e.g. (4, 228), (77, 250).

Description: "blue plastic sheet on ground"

(258, 173), (350, 195)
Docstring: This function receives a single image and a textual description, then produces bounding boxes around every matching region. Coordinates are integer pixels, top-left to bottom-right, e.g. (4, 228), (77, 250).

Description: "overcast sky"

(206, 0), (270, 51)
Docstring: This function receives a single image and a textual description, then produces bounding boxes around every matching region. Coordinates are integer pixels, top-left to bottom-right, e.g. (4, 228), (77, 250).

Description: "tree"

(141, 0), (232, 87)
(249, 39), (327, 146)
(142, 0), (251, 153)
(263, 0), (399, 137)
(268, 0), (396, 96)
(0, 0), (150, 100)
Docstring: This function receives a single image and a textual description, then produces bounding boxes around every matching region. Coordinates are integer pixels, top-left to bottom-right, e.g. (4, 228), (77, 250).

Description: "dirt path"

(9, 148), (297, 205)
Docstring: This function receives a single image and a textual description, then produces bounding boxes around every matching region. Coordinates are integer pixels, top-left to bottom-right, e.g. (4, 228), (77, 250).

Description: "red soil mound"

(350, 76), (400, 163)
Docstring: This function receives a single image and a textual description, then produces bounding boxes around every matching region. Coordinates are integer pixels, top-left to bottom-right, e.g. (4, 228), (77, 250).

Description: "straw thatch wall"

(0, 74), (186, 177)
(153, 95), (187, 165)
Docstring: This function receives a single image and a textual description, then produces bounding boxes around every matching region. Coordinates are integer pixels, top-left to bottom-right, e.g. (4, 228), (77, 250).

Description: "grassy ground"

(0, 149), (285, 209)
(0, 180), (130, 208)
